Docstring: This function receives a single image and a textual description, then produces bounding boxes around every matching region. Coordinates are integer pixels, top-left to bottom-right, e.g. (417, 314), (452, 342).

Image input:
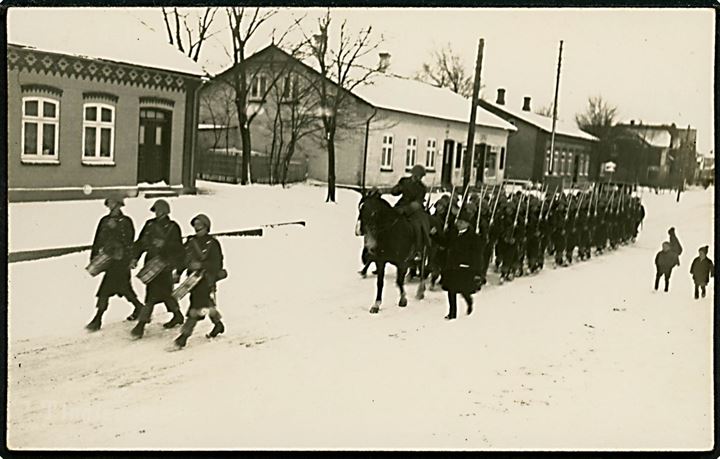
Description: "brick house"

(7, 8), (204, 202)
(479, 89), (599, 187)
(198, 45), (516, 190)
(613, 121), (698, 187)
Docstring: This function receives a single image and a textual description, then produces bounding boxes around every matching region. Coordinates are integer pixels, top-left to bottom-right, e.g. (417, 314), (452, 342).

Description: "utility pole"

(463, 38), (485, 190)
(548, 40), (564, 178)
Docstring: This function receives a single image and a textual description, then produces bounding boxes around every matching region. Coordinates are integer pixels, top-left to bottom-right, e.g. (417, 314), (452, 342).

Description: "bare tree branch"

(173, 8), (185, 53)
(415, 43), (473, 97)
(161, 8), (174, 45)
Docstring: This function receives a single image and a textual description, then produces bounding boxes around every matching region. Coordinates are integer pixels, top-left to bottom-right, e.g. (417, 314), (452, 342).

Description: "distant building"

(198, 45), (516, 190)
(613, 121), (698, 187)
(478, 89), (599, 187)
(7, 9), (204, 202)
(697, 152), (714, 186)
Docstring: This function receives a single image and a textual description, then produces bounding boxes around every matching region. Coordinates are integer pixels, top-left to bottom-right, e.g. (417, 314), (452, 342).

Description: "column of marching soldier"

(421, 183), (646, 319)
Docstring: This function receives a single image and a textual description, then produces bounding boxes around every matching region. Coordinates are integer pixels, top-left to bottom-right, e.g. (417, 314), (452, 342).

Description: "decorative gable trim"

(20, 84), (63, 97)
(8, 45), (191, 92)
(139, 96), (175, 108)
(83, 91), (119, 103)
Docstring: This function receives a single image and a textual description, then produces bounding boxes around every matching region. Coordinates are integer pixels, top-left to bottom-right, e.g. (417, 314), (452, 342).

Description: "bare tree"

(264, 70), (323, 186)
(535, 104), (555, 118)
(224, 7), (302, 185)
(199, 83), (237, 153)
(161, 7), (219, 62)
(575, 95), (618, 139)
(415, 43), (473, 98)
(576, 95), (620, 175)
(302, 10), (383, 202)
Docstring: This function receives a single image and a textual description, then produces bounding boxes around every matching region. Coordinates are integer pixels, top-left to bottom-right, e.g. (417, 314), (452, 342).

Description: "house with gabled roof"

(479, 88), (599, 186)
(7, 8), (205, 202)
(198, 45), (516, 190)
(611, 120), (698, 186)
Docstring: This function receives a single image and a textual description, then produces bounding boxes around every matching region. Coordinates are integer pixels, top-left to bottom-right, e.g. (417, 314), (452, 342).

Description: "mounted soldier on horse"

(356, 165), (433, 313)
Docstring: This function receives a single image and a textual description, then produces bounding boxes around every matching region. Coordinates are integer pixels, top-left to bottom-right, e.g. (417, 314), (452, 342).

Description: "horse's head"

(357, 193), (391, 239)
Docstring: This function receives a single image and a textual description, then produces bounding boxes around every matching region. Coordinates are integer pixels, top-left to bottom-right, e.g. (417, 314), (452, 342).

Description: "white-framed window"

(552, 149), (560, 175)
(545, 148), (551, 175)
(576, 154), (583, 177)
(249, 74), (268, 101)
(425, 138), (437, 170)
(455, 143), (464, 169)
(381, 133), (394, 171)
(499, 147), (506, 170)
(485, 145), (499, 177)
(21, 97), (59, 162)
(566, 151), (573, 176)
(281, 73), (299, 101)
(405, 136), (417, 170)
(583, 154), (590, 176)
(82, 103), (115, 163)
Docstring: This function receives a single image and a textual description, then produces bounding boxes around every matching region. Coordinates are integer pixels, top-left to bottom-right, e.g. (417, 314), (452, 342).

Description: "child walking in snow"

(654, 242), (680, 292)
(690, 246), (714, 299)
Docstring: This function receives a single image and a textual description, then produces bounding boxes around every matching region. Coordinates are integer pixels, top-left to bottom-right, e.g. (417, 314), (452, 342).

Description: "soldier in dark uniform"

(130, 199), (185, 338)
(550, 197), (567, 267)
(594, 195), (608, 254)
(427, 195), (451, 289)
(439, 209), (483, 320)
(85, 198), (145, 331)
(390, 164), (430, 257)
(475, 193), (492, 286)
(576, 194), (592, 261)
(565, 194), (580, 265)
(632, 197), (646, 242)
(525, 196), (542, 273)
(174, 214), (226, 348)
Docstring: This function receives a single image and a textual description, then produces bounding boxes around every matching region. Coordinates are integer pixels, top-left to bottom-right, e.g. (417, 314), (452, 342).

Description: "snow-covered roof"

(480, 99), (599, 142)
(354, 75), (516, 131)
(7, 8), (205, 77)
(617, 124), (672, 148)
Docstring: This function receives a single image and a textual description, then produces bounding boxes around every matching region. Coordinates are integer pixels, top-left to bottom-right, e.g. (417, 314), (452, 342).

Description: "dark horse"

(357, 194), (424, 313)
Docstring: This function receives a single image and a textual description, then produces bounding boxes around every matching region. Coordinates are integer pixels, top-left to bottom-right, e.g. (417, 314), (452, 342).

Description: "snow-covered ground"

(7, 184), (714, 450)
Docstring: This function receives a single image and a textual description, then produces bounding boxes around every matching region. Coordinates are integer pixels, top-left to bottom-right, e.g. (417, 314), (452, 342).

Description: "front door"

(475, 143), (486, 186)
(572, 154), (580, 185)
(442, 139), (455, 188)
(138, 108), (172, 184)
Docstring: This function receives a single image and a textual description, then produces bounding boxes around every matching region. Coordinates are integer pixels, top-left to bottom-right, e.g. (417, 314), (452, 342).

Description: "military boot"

(207, 321), (225, 338)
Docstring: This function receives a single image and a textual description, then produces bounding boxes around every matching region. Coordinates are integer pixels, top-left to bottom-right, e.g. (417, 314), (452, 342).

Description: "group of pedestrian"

(86, 198), (226, 348)
(653, 227), (713, 298)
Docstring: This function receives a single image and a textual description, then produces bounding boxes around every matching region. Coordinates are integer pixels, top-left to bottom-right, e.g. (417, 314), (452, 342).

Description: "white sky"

(10, 7), (715, 155)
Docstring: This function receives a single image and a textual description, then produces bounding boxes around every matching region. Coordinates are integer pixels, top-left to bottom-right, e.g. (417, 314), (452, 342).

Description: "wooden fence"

(197, 148), (308, 185)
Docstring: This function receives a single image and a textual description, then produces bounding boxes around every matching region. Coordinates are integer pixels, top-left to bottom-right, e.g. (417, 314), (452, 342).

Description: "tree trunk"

(326, 131), (336, 202)
(240, 124), (251, 185)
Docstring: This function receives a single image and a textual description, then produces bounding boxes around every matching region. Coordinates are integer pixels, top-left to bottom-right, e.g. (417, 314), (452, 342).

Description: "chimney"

(313, 33), (327, 51)
(496, 88), (506, 105)
(378, 52), (391, 73)
(522, 96), (531, 112)
(630, 120), (635, 125)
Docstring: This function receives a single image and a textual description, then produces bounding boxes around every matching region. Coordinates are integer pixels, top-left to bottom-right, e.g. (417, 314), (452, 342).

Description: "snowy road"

(7, 186), (714, 450)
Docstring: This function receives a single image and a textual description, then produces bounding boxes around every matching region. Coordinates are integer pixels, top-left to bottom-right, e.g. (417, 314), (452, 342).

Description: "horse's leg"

(416, 247), (426, 300)
(397, 264), (408, 307)
(370, 261), (385, 314)
(359, 260), (371, 278)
